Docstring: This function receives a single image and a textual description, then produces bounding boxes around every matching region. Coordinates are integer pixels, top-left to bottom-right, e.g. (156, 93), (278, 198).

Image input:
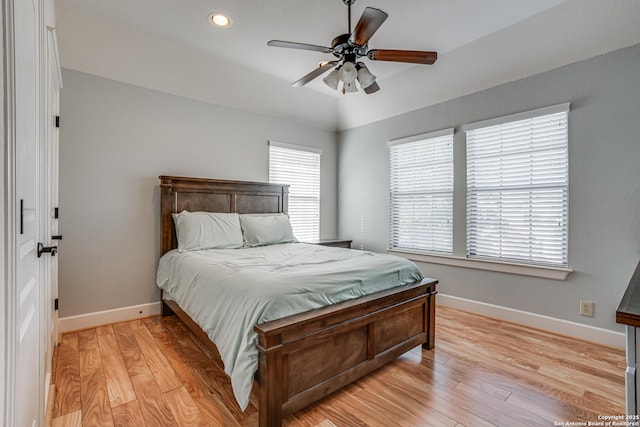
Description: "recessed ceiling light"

(209, 13), (231, 28)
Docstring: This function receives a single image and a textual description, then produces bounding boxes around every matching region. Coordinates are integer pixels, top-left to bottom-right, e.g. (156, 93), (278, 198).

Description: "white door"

(43, 28), (62, 394)
(12, 0), (44, 425)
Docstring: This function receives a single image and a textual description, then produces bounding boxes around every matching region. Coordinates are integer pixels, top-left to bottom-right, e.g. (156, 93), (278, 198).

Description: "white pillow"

(172, 211), (243, 252)
(239, 213), (298, 247)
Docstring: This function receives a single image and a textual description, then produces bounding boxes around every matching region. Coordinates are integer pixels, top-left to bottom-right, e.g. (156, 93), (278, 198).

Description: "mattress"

(156, 242), (423, 409)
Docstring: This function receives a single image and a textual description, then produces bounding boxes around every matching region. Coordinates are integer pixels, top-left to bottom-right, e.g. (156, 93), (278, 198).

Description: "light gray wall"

(59, 69), (338, 317)
(338, 43), (640, 332)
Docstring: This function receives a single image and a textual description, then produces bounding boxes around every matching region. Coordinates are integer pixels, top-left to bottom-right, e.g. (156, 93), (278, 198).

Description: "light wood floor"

(50, 306), (625, 426)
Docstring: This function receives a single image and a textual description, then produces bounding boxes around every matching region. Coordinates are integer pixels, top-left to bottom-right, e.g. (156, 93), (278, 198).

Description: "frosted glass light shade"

(322, 69), (340, 90)
(357, 64), (376, 89)
(338, 62), (357, 83)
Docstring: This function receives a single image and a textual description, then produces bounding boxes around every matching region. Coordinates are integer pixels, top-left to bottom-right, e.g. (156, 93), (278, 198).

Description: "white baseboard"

(57, 296), (625, 348)
(58, 302), (161, 333)
(437, 293), (625, 349)
(44, 372), (51, 411)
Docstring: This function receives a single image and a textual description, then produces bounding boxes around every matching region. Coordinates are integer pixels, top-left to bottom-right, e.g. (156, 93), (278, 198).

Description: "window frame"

(463, 103), (570, 268)
(268, 140), (322, 241)
(389, 104), (573, 281)
(388, 128), (455, 254)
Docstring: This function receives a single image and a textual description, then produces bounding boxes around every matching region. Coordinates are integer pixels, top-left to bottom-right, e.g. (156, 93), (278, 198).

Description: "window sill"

(387, 249), (572, 281)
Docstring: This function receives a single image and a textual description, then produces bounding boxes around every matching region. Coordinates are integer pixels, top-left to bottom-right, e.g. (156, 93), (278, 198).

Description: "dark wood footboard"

(254, 278), (437, 426)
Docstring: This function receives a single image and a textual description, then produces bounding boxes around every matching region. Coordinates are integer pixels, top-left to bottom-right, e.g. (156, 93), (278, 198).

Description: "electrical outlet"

(580, 300), (594, 317)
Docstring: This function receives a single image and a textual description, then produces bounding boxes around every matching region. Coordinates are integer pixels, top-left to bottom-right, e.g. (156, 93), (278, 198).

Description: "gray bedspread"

(156, 242), (423, 409)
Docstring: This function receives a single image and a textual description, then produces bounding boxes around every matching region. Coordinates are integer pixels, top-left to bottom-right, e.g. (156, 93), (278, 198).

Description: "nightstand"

(305, 239), (352, 249)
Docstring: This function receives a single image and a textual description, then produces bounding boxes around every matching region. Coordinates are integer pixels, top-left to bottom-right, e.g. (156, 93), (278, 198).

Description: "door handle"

(37, 242), (58, 257)
(51, 235), (63, 240)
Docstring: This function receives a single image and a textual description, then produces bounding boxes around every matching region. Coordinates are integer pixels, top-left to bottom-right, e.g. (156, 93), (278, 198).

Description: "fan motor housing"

(331, 33), (367, 60)
(331, 34), (350, 52)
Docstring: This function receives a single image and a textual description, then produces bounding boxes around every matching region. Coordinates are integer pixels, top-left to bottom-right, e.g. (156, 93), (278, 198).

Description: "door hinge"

(54, 298), (59, 310)
(55, 116), (60, 128)
(54, 207), (59, 219)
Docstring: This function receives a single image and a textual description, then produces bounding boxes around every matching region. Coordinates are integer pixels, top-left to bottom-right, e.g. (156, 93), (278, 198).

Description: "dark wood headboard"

(159, 176), (289, 255)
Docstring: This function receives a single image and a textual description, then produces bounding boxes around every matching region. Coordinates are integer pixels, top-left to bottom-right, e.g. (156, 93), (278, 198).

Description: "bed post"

(160, 177), (175, 256)
(423, 285), (437, 350)
(257, 337), (284, 426)
(160, 177), (177, 317)
(161, 299), (175, 317)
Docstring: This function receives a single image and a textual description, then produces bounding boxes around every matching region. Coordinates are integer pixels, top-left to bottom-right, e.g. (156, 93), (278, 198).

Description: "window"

(269, 141), (321, 241)
(388, 129), (454, 253)
(464, 103), (569, 267)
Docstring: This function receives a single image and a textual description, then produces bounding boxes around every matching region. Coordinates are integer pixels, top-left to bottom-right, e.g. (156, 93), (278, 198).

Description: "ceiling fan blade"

(363, 81), (380, 94)
(267, 40), (333, 54)
(352, 7), (388, 46)
(368, 49), (438, 65)
(291, 61), (338, 87)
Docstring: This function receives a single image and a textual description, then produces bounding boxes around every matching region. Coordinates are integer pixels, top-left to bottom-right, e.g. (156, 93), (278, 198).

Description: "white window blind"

(269, 141), (321, 241)
(464, 103), (569, 267)
(389, 129), (454, 253)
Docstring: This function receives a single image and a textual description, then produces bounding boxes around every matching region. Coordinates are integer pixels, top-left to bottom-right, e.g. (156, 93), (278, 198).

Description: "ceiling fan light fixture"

(322, 69), (340, 90)
(356, 63), (376, 89)
(338, 61), (357, 84)
(267, 3), (437, 95)
(209, 13), (231, 27)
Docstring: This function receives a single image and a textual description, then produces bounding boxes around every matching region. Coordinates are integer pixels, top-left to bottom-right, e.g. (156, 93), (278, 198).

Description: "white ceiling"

(55, 0), (640, 131)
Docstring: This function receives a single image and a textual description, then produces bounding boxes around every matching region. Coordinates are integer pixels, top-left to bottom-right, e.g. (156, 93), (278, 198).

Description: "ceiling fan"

(267, 0), (437, 94)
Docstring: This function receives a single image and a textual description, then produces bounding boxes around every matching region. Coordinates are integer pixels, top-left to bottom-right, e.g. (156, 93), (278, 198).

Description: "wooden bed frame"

(159, 175), (438, 426)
